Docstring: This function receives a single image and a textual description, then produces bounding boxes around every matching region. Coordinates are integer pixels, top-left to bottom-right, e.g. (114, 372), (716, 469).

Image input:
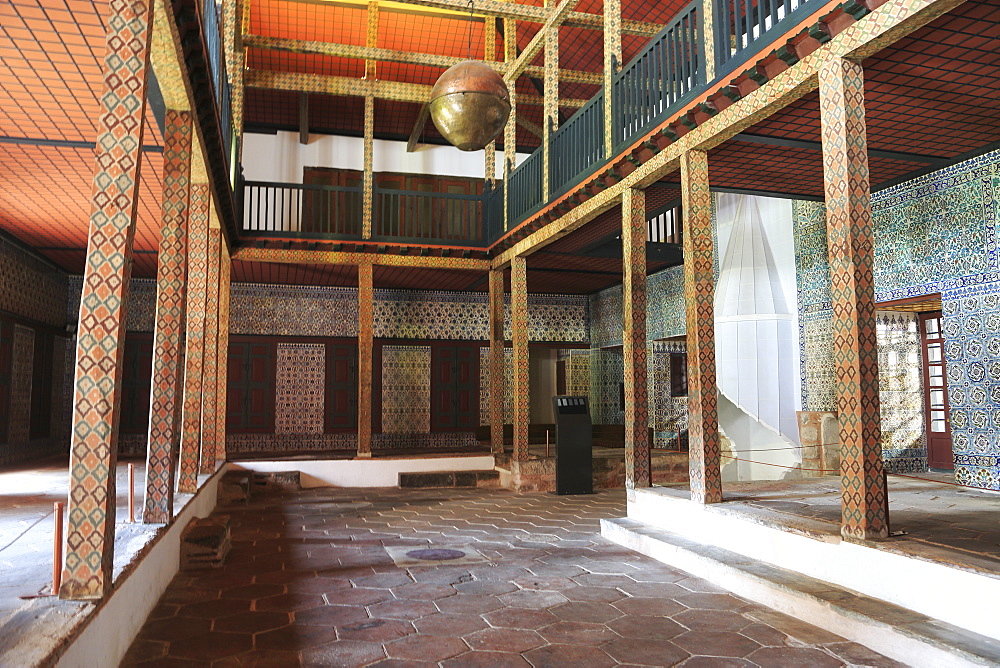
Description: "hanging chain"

(467, 0), (475, 60)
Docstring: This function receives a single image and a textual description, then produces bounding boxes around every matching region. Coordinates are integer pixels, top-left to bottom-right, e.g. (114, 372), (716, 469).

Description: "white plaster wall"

(242, 131), (527, 183)
(232, 455), (496, 488)
(713, 194), (803, 480)
(56, 469), (225, 668)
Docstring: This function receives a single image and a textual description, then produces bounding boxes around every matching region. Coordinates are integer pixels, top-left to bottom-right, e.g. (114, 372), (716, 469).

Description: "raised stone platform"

(495, 445), (688, 492)
(602, 480), (1000, 666)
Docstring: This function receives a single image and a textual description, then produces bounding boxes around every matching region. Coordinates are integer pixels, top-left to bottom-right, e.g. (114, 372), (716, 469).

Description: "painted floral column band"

(681, 150), (722, 505)
(362, 96), (374, 239)
(358, 262), (374, 456)
(144, 109), (192, 524)
(177, 182), (210, 493)
(511, 256), (530, 462)
(489, 269), (506, 456)
(818, 57), (889, 541)
(623, 187), (651, 492)
(200, 226), (222, 474)
(61, 0), (155, 600)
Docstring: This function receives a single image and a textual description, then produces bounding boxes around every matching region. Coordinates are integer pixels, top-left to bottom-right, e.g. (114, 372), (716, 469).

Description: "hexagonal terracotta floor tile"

(673, 630), (762, 658)
(255, 592), (325, 612)
(523, 643), (616, 668)
(255, 622), (339, 650)
(674, 608), (752, 632)
(338, 618), (416, 642)
(538, 620), (618, 646)
(139, 616), (211, 642)
(602, 636), (690, 666)
(675, 592), (748, 611)
(465, 627), (544, 653)
(212, 611), (291, 634)
(413, 612), (489, 636)
(435, 594), (504, 615)
(612, 596), (686, 617)
(747, 646), (847, 667)
(384, 634), (469, 662)
(302, 640), (386, 667)
(606, 614), (686, 640)
(440, 650), (532, 667)
(498, 590), (568, 610)
(483, 607), (560, 630)
(368, 598), (438, 621)
(549, 601), (622, 624)
(168, 631), (253, 661)
(177, 599), (252, 619)
(213, 649), (302, 667)
(391, 582), (456, 601)
(294, 604), (370, 627)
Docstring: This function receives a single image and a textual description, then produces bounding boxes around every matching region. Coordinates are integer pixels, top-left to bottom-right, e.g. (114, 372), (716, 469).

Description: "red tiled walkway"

(122, 487), (901, 667)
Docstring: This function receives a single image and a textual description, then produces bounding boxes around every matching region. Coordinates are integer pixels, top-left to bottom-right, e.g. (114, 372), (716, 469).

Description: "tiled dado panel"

(479, 347), (514, 426)
(275, 343), (326, 434)
(376, 289), (588, 343)
(228, 433), (357, 455)
(942, 281), (1000, 490)
(381, 346), (431, 434)
(7, 326), (34, 445)
(0, 236), (68, 328)
(589, 266), (687, 349)
(230, 284), (358, 337)
(224, 283), (587, 343)
(590, 348), (624, 425)
(650, 341), (688, 449)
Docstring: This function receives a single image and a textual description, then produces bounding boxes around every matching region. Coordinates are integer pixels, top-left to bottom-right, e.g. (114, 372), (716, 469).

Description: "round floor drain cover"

(405, 548), (466, 561)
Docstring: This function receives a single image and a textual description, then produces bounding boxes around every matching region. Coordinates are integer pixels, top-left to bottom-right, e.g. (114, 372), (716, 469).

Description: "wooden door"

(919, 312), (953, 469)
(326, 342), (358, 432)
(227, 340), (275, 431)
(431, 344), (480, 432)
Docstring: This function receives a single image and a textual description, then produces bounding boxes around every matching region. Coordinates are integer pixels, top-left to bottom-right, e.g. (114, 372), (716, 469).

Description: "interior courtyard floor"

(121, 486), (904, 667)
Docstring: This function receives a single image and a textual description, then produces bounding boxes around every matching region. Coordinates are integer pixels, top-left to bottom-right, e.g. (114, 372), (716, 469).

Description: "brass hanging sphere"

(429, 60), (511, 152)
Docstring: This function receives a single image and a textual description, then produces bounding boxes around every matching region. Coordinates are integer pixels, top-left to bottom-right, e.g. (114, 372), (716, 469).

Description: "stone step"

(602, 517), (1000, 668)
(399, 469), (500, 489)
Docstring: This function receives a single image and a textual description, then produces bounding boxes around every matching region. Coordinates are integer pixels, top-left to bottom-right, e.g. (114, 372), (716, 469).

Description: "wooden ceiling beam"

(245, 69), (589, 107)
(505, 0), (581, 81)
(243, 35), (602, 85)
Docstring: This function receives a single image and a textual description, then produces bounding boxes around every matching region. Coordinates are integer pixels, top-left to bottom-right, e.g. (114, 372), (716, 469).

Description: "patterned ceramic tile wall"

(590, 267), (687, 349)
(794, 149), (1000, 489)
(7, 326), (35, 445)
(650, 341), (689, 449)
(0, 236), (68, 327)
(589, 286), (623, 349)
(230, 284), (359, 337)
(565, 350), (591, 398)
(877, 312), (926, 473)
(381, 346), (431, 434)
(943, 281), (1000, 490)
(227, 433), (357, 455)
(479, 347), (513, 426)
(275, 343), (326, 434)
(590, 348), (624, 425)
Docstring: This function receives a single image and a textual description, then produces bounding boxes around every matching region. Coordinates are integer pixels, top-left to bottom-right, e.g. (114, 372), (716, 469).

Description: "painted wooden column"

(215, 241), (232, 462)
(623, 187), (651, 493)
(61, 0), (155, 601)
(199, 224), (222, 474)
(143, 109), (192, 524)
(681, 150), (722, 505)
(357, 262), (374, 457)
(510, 256), (530, 461)
(484, 12), (497, 184)
(603, 0), (621, 156)
(362, 96), (375, 239)
(365, 0), (379, 80)
(818, 57), (888, 541)
(542, 26), (558, 197)
(488, 269), (506, 456)
(177, 181), (211, 493)
(503, 12), (517, 231)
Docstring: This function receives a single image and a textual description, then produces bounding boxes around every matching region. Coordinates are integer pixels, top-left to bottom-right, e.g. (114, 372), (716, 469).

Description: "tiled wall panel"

(381, 346), (431, 434)
(275, 343), (326, 434)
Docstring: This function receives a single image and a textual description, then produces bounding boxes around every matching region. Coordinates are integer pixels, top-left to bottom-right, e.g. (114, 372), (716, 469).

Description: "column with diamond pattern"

(681, 150), (722, 505)
(623, 187), (650, 493)
(143, 109), (192, 524)
(61, 0), (156, 600)
(215, 241), (232, 461)
(819, 57), (888, 540)
(200, 225), (222, 474)
(358, 262), (374, 457)
(511, 256), (529, 462)
(177, 183), (210, 493)
(362, 97), (374, 239)
(488, 269), (506, 456)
